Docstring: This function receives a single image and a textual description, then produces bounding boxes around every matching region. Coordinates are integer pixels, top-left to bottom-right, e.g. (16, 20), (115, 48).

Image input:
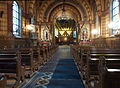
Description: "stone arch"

(42, 0), (89, 22)
(48, 4), (82, 23)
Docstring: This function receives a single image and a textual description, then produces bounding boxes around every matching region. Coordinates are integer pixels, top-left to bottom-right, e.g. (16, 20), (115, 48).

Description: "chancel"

(0, 0), (120, 88)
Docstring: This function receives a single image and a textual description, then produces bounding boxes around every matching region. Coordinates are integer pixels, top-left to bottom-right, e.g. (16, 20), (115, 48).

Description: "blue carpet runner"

(21, 46), (85, 88)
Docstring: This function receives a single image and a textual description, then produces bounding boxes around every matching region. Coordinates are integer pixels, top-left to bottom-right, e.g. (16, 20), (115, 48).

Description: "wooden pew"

(71, 46), (120, 88)
(86, 53), (99, 87)
(0, 75), (7, 88)
(99, 56), (120, 88)
(39, 45), (58, 65)
(0, 49), (24, 87)
(71, 45), (80, 59)
(48, 45), (52, 58)
(86, 49), (120, 88)
(32, 48), (40, 69)
(39, 46), (46, 64)
(43, 45), (56, 62)
(52, 45), (58, 54)
(44, 46), (49, 61)
(71, 45), (89, 73)
(32, 47), (44, 70)
(47, 45), (53, 60)
(19, 48), (35, 77)
(71, 45), (80, 70)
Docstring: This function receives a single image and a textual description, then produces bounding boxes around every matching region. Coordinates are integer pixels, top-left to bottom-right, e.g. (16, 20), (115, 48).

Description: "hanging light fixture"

(55, 0), (76, 37)
(57, 0), (68, 20)
(61, 1), (67, 20)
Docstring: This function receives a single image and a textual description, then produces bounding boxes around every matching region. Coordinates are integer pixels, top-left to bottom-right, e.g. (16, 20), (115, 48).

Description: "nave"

(20, 46), (84, 88)
(1, 0), (120, 88)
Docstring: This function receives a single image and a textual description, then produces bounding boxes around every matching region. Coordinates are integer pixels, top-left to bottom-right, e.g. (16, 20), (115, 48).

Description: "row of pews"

(71, 45), (120, 88)
(0, 45), (58, 88)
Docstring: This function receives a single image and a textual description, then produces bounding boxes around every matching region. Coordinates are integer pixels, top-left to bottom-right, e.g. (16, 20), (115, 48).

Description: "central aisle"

(21, 46), (84, 88)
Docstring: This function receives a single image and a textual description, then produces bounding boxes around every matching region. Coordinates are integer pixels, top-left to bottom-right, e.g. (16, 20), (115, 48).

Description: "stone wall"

(0, 2), (9, 36)
(0, 1), (38, 49)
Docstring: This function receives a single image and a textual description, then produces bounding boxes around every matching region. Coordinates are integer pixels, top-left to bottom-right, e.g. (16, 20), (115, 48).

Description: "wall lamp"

(26, 24), (35, 32)
(91, 29), (98, 34)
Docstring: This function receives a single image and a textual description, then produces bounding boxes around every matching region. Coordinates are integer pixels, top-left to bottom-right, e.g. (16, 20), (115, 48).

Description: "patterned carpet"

(21, 46), (85, 88)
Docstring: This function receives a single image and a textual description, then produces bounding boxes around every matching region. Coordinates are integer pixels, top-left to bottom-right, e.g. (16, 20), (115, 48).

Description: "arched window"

(12, 1), (21, 37)
(112, 0), (119, 34)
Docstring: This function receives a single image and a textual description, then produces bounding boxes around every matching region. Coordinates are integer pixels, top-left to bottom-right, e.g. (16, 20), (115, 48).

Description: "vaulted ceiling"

(23, 0), (111, 23)
(36, 0), (92, 23)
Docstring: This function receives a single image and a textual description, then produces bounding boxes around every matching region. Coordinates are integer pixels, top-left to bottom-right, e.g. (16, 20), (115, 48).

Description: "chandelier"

(57, 0), (68, 20)
(55, 0), (76, 37)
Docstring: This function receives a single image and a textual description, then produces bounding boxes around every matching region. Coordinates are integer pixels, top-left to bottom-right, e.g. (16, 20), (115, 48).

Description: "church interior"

(0, 0), (120, 88)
